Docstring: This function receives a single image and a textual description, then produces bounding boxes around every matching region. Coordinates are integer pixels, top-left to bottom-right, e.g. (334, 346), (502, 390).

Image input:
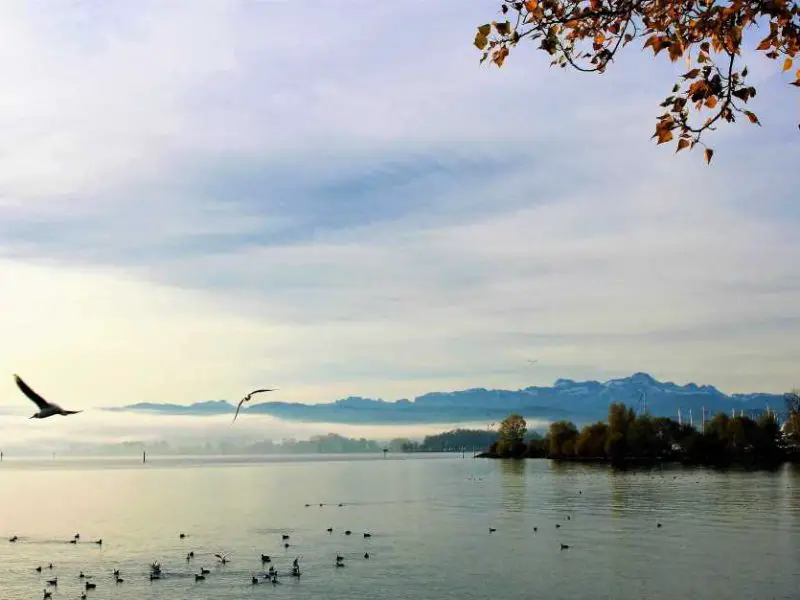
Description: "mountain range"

(103, 372), (787, 427)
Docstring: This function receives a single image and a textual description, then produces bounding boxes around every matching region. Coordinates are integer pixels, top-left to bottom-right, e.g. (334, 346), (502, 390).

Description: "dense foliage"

(488, 399), (798, 465)
(475, 0), (800, 162)
(497, 413), (529, 455)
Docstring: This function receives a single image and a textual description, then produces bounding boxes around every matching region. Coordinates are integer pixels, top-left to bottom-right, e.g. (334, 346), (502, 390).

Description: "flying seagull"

(232, 388), (278, 423)
(13, 375), (82, 419)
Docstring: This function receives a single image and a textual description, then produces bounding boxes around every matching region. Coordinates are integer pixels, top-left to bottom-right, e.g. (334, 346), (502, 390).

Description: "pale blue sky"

(1, 0), (799, 424)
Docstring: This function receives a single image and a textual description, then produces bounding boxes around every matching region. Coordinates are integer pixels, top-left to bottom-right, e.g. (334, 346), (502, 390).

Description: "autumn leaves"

(474, 0), (800, 163)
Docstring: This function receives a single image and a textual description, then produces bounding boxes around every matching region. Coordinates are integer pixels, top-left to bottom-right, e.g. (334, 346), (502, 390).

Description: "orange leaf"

(525, 0), (538, 10)
(704, 148), (714, 164)
(676, 138), (690, 153)
(784, 58), (793, 72)
(744, 111), (760, 125)
(756, 38), (771, 51)
(705, 96), (718, 109)
(656, 129), (674, 145)
(594, 32), (605, 45)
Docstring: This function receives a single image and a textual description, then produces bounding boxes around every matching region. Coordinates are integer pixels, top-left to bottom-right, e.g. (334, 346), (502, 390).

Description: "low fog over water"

(0, 409), (518, 456)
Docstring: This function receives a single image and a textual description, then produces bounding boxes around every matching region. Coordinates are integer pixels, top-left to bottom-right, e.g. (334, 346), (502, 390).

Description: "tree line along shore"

(477, 392), (800, 467)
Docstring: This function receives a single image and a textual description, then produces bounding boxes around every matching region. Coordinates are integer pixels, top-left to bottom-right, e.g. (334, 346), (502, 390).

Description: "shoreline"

(474, 452), (799, 468)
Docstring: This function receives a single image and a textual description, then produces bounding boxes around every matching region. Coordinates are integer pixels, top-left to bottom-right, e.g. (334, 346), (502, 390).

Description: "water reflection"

(500, 459), (526, 513)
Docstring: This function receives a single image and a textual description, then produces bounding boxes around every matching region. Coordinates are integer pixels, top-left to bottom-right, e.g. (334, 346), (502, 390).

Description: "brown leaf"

(474, 32), (488, 50)
(493, 46), (510, 67)
(732, 88), (751, 101)
(744, 111), (760, 125)
(704, 148), (714, 164)
(477, 24), (491, 36)
(756, 38), (771, 51)
(668, 42), (684, 62)
(784, 58), (793, 72)
(676, 138), (690, 153)
(494, 21), (511, 36)
(656, 129), (674, 145)
(682, 68), (700, 79)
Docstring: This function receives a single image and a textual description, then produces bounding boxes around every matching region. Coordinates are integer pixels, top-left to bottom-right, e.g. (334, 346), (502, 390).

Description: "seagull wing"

(232, 389), (276, 423)
(13, 374), (53, 410)
(232, 398), (246, 423)
(214, 554), (223, 560)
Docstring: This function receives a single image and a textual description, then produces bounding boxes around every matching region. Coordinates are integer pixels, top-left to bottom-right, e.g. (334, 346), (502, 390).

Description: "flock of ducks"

(9, 521), (376, 598)
(486, 503), (664, 553)
(12, 514), (668, 598)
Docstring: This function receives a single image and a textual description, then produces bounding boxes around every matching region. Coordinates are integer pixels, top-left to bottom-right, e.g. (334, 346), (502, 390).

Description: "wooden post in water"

(143, 450), (147, 464)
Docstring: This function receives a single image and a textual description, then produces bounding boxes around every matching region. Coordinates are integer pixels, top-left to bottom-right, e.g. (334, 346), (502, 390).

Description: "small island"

(479, 392), (800, 467)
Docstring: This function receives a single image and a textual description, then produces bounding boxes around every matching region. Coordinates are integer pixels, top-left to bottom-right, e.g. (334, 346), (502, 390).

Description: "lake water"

(0, 454), (798, 600)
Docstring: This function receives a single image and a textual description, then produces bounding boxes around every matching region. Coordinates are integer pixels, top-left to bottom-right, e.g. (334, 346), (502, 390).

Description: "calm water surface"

(0, 454), (798, 599)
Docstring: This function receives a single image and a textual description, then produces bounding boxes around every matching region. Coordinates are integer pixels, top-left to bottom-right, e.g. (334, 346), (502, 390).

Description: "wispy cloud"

(0, 0), (799, 453)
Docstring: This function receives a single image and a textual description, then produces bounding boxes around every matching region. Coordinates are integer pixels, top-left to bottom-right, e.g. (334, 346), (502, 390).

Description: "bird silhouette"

(232, 388), (278, 423)
(14, 375), (82, 419)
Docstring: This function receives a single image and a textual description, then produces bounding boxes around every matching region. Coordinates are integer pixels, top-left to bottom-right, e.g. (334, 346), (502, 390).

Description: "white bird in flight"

(13, 374), (83, 419)
(232, 388), (278, 423)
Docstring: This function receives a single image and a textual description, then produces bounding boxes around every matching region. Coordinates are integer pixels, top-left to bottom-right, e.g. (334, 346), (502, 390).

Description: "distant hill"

(105, 400), (235, 415)
(103, 372), (786, 426)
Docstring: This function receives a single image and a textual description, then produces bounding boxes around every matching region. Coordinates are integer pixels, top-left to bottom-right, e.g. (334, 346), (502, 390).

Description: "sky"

(1, 0), (799, 447)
